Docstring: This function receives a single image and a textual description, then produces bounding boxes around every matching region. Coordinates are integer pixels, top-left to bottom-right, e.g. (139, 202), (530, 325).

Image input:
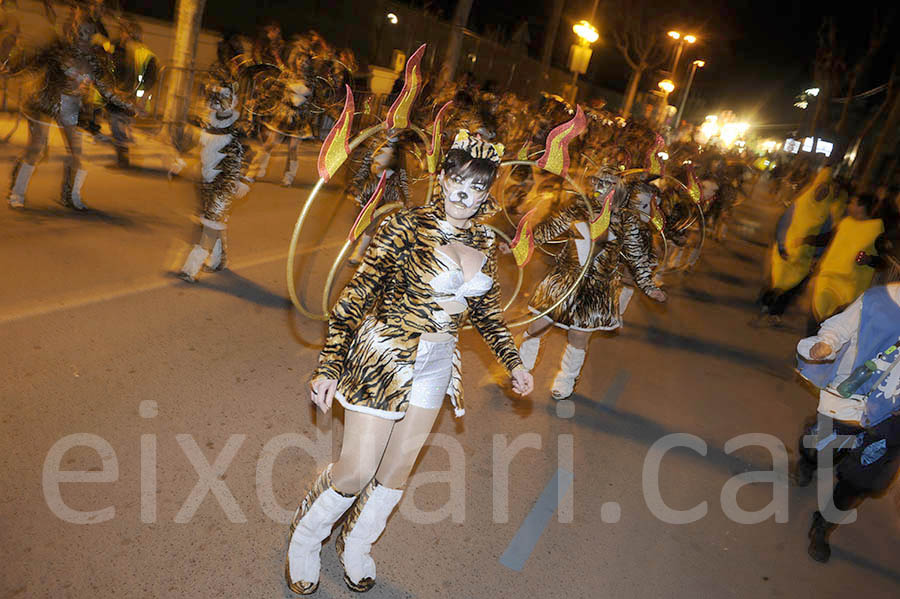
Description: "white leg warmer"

(339, 483), (403, 586)
(282, 160), (299, 186)
(9, 162), (35, 206)
(251, 152), (270, 180)
(206, 239), (223, 270)
(179, 245), (209, 280)
(70, 169), (88, 210)
(551, 344), (586, 400)
(518, 332), (542, 371)
(287, 487), (355, 587)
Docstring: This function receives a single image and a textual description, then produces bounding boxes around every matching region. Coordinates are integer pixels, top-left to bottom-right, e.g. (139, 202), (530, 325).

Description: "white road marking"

(0, 241), (344, 326)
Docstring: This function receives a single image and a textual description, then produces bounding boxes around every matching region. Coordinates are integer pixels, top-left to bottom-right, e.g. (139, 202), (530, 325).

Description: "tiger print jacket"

(314, 203), (522, 417)
(13, 38), (132, 122)
(533, 188), (659, 296)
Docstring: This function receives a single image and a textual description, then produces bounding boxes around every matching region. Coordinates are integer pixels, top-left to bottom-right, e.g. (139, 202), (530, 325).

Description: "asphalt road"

(1, 120), (898, 598)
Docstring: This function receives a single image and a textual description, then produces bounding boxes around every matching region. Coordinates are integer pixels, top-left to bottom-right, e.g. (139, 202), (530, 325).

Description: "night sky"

(118, 0), (897, 126)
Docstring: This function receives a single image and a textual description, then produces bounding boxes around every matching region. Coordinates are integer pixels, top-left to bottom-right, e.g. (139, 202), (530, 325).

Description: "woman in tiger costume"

(285, 131), (533, 595)
(176, 69), (251, 282)
(517, 166), (666, 400)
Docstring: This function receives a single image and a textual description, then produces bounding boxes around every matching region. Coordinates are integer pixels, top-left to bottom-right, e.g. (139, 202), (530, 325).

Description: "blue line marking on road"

(499, 468), (574, 572)
(601, 369), (630, 407)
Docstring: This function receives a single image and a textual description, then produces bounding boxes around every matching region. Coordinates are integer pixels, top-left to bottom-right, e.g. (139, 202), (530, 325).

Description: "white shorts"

(408, 338), (455, 409)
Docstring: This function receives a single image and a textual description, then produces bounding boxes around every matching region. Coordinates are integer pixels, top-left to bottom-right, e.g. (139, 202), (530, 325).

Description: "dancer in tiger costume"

(517, 166), (666, 399)
(6, 15), (134, 210)
(285, 131), (533, 594)
(176, 68), (251, 281)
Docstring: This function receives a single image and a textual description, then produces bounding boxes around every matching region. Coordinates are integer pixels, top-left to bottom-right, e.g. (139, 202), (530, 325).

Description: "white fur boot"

(286, 465), (356, 595)
(249, 151), (270, 181)
(8, 161), (35, 208)
(518, 332), (543, 371)
(336, 480), (403, 592)
(178, 245), (209, 282)
(551, 344), (586, 400)
(70, 169), (89, 210)
(281, 160), (299, 187)
(203, 238), (227, 272)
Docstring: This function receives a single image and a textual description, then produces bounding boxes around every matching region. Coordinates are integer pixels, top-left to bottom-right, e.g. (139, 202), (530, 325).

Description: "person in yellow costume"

(811, 193), (885, 323)
(756, 164), (843, 324)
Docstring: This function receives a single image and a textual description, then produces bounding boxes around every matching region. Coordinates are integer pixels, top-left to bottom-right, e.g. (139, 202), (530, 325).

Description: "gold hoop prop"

(458, 224), (527, 331)
(286, 121), (388, 320)
(656, 174), (706, 272)
(495, 159), (597, 329)
(287, 122), (440, 320)
(321, 202), (402, 313)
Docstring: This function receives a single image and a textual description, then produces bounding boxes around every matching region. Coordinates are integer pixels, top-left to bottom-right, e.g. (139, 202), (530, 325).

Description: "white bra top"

(431, 248), (493, 314)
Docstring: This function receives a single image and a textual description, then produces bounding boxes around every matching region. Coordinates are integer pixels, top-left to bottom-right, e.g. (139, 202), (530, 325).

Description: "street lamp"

(674, 59), (705, 131)
(658, 30), (696, 128)
(573, 20), (599, 44)
(655, 79), (675, 128)
(667, 30), (697, 79)
(568, 19), (599, 103)
(386, 12), (399, 25)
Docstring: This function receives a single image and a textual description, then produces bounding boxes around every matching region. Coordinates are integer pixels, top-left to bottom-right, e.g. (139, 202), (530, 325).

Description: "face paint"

(440, 171), (491, 223)
(441, 172), (489, 207)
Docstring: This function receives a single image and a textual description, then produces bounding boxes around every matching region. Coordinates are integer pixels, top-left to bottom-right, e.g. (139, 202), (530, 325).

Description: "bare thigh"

(24, 119), (50, 164)
(330, 409), (394, 495)
(59, 125), (83, 169)
(566, 328), (591, 349)
(526, 315), (554, 338)
(374, 405), (441, 489)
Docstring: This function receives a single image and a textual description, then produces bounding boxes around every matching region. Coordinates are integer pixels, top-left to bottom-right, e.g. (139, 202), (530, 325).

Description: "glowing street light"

(667, 31), (697, 81)
(573, 20), (600, 44)
(658, 79), (675, 94)
(805, 87), (819, 96)
(568, 19), (599, 103)
(386, 12), (399, 25)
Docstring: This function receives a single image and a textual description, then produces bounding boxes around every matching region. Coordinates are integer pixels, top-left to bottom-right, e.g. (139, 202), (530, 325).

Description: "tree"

(438, 0), (475, 87)
(540, 0), (565, 76)
(806, 18), (843, 157)
(605, 0), (667, 118)
(164, 0), (207, 126)
(834, 13), (891, 136)
(858, 62), (900, 188)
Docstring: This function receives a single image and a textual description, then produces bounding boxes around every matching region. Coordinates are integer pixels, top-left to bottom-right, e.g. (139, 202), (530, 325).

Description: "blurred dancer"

(252, 19), (285, 69)
(517, 167), (666, 399)
(177, 71), (250, 281)
(809, 193), (885, 324)
(246, 43), (312, 186)
(755, 165), (842, 325)
(6, 16), (134, 210)
(108, 20), (157, 168)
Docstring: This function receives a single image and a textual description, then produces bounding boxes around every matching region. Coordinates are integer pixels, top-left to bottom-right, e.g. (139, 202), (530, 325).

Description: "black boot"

(60, 164), (74, 208)
(807, 511), (836, 563)
(793, 457), (816, 487)
(115, 146), (130, 169)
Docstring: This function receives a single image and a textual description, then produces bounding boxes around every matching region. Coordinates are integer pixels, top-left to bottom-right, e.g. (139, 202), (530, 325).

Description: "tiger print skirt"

(334, 316), (463, 419)
(528, 248), (625, 332)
